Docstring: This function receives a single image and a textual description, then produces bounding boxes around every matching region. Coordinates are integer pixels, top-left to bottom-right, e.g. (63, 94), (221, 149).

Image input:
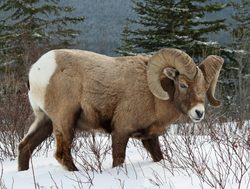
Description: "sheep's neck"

(132, 100), (182, 139)
(155, 98), (182, 127)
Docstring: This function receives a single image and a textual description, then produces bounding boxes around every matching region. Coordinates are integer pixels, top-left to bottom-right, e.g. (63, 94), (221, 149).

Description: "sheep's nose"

(195, 109), (204, 119)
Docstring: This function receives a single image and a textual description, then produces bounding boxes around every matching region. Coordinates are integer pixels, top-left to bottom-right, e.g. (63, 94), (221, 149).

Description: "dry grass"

(0, 71), (31, 160)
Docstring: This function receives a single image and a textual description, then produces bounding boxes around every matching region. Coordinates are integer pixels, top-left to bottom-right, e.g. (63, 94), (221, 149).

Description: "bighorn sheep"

(18, 48), (224, 171)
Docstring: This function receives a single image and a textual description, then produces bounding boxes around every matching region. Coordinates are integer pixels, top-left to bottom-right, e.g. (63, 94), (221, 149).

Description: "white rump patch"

(28, 50), (57, 111)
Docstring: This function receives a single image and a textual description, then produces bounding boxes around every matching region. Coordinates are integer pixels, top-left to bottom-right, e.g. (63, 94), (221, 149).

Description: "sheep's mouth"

(188, 115), (203, 123)
(188, 110), (204, 122)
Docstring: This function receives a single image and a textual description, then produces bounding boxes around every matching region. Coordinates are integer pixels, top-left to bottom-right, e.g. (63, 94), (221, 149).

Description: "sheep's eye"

(180, 83), (188, 89)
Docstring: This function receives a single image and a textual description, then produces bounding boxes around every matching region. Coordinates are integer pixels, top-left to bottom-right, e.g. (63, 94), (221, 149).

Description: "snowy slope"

(2, 122), (250, 189)
(2, 142), (205, 189)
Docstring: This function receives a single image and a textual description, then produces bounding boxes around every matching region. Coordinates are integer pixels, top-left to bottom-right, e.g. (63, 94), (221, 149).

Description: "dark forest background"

(49, 0), (243, 55)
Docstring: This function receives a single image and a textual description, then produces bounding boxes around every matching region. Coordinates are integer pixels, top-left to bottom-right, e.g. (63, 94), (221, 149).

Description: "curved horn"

(199, 55), (224, 106)
(147, 48), (197, 100)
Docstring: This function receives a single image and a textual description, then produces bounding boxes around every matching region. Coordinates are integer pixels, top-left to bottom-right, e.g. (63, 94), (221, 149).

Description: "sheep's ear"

(163, 67), (178, 81)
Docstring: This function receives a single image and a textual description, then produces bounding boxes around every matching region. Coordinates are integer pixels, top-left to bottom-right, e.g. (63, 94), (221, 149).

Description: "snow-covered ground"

(2, 149), (206, 189)
(1, 122), (250, 189)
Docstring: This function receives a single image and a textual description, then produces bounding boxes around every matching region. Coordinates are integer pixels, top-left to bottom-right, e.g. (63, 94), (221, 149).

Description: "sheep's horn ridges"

(147, 48), (196, 100)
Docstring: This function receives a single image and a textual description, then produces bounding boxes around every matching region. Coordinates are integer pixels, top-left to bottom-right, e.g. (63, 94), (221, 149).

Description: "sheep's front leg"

(112, 133), (129, 167)
(142, 137), (163, 162)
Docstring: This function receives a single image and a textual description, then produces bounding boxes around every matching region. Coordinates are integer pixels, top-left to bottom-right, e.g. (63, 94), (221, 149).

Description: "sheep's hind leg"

(53, 109), (80, 171)
(18, 110), (53, 171)
(142, 137), (163, 162)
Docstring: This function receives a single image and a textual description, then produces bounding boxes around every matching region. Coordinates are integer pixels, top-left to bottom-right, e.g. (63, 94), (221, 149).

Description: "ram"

(18, 48), (223, 171)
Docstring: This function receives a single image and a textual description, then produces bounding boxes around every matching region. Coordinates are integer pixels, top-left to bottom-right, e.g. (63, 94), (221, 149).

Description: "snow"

(1, 122), (250, 189)
(194, 40), (219, 46)
(32, 33), (43, 38)
(169, 8), (189, 12)
(222, 48), (247, 55)
(2, 147), (204, 189)
(174, 35), (190, 40)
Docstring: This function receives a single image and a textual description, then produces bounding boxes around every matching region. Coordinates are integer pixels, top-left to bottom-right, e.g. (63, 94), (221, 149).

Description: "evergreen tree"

(0, 0), (84, 72)
(118, 0), (227, 59)
(0, 1), (85, 137)
(221, 0), (250, 120)
(118, 20), (137, 55)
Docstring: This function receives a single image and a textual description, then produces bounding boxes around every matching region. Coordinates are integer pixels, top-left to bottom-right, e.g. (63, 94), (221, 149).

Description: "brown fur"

(18, 49), (222, 171)
(18, 109), (53, 171)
